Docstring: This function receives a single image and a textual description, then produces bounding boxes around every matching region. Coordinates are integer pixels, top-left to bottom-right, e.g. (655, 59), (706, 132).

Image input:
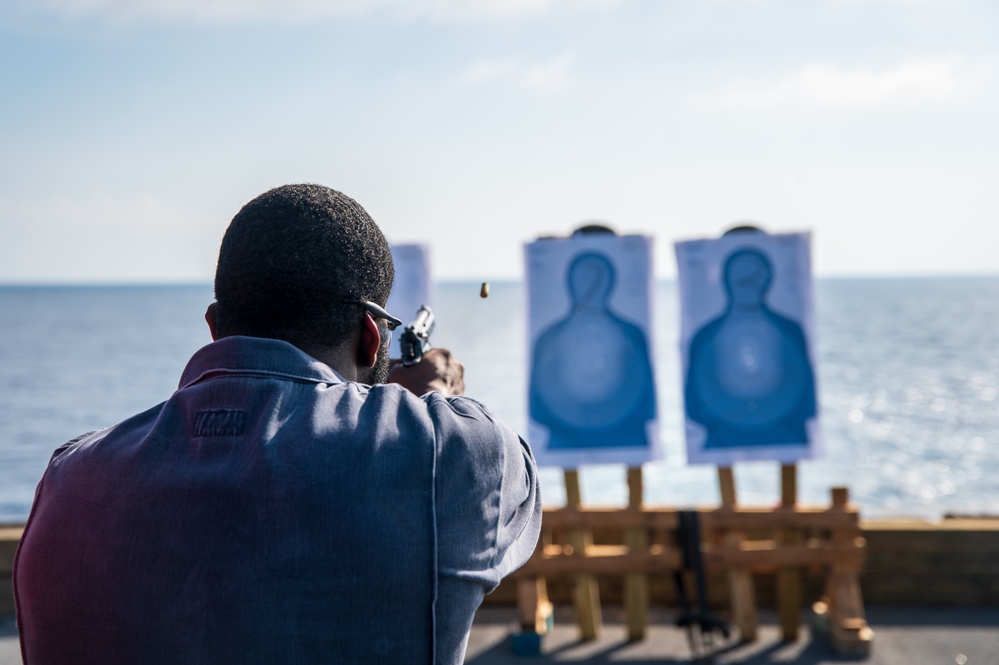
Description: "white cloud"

(403, 0), (552, 21)
(721, 57), (962, 109)
(835, 0), (957, 4)
(522, 52), (574, 91)
(25, 0), (620, 23)
(463, 52), (575, 92)
(28, 0), (383, 23)
(464, 58), (519, 83)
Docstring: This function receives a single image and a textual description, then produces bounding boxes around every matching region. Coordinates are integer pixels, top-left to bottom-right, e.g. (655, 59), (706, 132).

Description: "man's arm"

(389, 347), (542, 663)
(428, 392), (542, 663)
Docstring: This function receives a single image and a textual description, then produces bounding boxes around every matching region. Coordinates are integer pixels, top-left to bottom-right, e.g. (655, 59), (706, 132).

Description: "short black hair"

(212, 184), (394, 347)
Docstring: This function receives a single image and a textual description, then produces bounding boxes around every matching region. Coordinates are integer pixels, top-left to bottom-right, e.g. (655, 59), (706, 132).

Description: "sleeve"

(429, 394), (542, 591)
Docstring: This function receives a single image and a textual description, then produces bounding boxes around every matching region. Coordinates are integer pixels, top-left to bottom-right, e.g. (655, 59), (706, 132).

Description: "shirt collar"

(178, 336), (344, 390)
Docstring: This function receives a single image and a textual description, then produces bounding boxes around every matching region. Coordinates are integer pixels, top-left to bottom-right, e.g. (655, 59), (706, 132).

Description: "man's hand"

(388, 347), (465, 397)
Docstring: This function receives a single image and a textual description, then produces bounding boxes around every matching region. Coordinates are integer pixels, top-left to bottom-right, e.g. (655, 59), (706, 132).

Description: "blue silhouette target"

(526, 236), (659, 467)
(676, 232), (820, 464)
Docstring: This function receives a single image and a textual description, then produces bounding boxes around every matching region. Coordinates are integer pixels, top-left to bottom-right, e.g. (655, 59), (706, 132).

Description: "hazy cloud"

(26, 0), (619, 23)
(835, 0), (957, 4)
(464, 58), (519, 83)
(522, 52), (575, 91)
(463, 52), (575, 92)
(29, 0), (384, 23)
(721, 57), (963, 108)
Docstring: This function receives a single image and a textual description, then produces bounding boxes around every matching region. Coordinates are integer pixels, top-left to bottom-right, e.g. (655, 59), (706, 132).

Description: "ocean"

(2, 278), (998, 523)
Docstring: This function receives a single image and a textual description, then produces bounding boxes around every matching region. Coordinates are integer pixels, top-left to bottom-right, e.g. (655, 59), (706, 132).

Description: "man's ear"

(357, 314), (381, 368)
(205, 303), (219, 341)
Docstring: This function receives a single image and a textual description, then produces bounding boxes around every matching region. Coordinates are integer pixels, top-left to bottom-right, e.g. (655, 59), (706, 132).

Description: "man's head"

(210, 184), (396, 383)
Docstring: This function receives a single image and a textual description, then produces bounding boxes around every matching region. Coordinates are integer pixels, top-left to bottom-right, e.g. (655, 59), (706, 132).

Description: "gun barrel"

(399, 305), (435, 366)
(411, 306), (434, 336)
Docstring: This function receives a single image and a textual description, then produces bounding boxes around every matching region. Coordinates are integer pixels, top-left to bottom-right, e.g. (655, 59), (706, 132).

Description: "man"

(13, 184), (543, 664)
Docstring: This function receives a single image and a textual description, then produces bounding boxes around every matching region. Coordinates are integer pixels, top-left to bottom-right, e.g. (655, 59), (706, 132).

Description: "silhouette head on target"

(568, 252), (615, 312)
(723, 249), (773, 310)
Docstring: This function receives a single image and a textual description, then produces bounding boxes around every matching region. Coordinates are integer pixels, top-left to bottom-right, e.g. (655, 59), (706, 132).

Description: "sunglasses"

(343, 299), (403, 331)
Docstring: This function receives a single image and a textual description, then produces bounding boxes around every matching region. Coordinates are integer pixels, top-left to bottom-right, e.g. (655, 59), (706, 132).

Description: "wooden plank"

(0, 527), (22, 574)
(565, 469), (602, 641)
(0, 526), (24, 540)
(781, 465), (797, 507)
(705, 539), (866, 569)
(540, 506), (859, 532)
(624, 466), (648, 641)
(515, 539), (865, 577)
(490, 517), (999, 608)
(516, 530), (552, 634)
(718, 466), (737, 508)
(517, 577), (554, 634)
(717, 465), (757, 642)
(823, 487), (873, 656)
(517, 577), (542, 632)
(863, 518), (999, 531)
(777, 463), (801, 642)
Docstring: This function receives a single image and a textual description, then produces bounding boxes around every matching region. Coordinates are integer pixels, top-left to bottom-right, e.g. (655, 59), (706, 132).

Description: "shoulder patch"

(194, 409), (247, 437)
(442, 396), (493, 421)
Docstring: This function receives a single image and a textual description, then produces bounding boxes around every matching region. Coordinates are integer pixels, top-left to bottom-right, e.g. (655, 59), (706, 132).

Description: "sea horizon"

(3, 271), (999, 288)
(3, 276), (999, 523)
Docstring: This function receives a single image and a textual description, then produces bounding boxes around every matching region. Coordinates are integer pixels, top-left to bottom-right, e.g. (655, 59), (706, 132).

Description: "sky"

(1, 0), (996, 283)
